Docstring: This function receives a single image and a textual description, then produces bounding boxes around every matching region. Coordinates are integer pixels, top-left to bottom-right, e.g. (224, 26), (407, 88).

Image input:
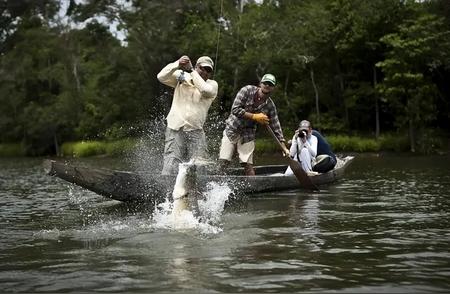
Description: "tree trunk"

(233, 0), (244, 93)
(310, 66), (320, 126)
(409, 119), (415, 152)
(72, 55), (80, 93)
(283, 69), (298, 123)
(336, 61), (349, 129)
(54, 133), (60, 156)
(373, 65), (380, 138)
(48, 58), (52, 90)
(233, 68), (239, 93)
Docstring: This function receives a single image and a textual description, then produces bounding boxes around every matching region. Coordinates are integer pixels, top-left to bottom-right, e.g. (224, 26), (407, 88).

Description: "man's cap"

(261, 74), (276, 86)
(298, 120), (311, 131)
(196, 56), (214, 69)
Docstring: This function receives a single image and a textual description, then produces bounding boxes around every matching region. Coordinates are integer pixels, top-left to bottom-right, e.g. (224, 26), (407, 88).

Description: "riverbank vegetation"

(1, 132), (446, 157)
(1, 0), (449, 157)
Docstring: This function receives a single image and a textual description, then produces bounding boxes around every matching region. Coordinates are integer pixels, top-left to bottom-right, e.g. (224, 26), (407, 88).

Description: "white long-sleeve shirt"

(157, 61), (218, 131)
(285, 133), (318, 175)
(289, 134), (318, 162)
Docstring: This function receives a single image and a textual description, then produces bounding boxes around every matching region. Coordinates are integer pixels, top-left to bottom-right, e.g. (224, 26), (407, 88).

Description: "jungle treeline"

(1, 0), (449, 155)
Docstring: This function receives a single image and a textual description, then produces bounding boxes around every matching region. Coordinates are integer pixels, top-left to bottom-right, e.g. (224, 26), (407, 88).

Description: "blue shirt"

(312, 130), (336, 161)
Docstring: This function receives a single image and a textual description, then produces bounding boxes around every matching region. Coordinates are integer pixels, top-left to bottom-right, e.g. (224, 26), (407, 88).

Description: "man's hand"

(176, 71), (186, 83)
(252, 113), (269, 125)
(178, 55), (193, 71)
(300, 132), (307, 144)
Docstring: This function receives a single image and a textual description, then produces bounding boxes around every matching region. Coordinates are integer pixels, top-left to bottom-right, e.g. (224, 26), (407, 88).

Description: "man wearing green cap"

(218, 74), (289, 175)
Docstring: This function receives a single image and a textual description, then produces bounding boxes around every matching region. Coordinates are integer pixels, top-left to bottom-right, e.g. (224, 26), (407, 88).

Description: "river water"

(0, 154), (449, 293)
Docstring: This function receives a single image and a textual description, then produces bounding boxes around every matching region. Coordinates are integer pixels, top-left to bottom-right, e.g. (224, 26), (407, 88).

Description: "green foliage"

(327, 134), (411, 152)
(376, 8), (450, 150)
(255, 138), (279, 154)
(61, 138), (137, 157)
(60, 142), (76, 157)
(376, 134), (410, 152)
(61, 141), (106, 157)
(327, 135), (378, 152)
(0, 143), (26, 157)
(415, 128), (447, 154)
(104, 139), (137, 156)
(58, 134), (420, 157)
(254, 133), (415, 153)
(0, 0), (449, 156)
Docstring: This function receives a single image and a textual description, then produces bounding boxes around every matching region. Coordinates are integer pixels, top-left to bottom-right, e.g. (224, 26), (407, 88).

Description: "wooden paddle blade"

(288, 157), (319, 191)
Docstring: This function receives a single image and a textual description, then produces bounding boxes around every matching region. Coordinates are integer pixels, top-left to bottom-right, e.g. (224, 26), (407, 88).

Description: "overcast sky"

(54, 0), (264, 46)
(56, 0), (131, 46)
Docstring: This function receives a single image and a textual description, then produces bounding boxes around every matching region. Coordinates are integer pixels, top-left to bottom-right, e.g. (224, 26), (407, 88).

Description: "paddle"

(265, 124), (319, 191)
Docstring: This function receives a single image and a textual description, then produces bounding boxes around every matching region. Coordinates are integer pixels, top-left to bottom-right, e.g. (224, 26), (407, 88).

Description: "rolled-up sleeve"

(267, 100), (285, 142)
(230, 86), (251, 117)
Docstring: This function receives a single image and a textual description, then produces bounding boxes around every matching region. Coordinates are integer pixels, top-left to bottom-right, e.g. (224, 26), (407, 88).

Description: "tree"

(377, 9), (450, 152)
(1, 0), (449, 155)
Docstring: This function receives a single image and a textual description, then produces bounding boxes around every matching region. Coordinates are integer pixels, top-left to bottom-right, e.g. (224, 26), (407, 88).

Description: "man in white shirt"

(285, 120), (318, 175)
(157, 55), (218, 175)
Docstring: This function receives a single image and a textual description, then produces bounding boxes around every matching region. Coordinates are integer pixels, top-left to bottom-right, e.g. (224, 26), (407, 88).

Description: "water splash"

(126, 119), (166, 174)
(198, 181), (231, 224)
(152, 162), (231, 235)
(99, 116), (231, 234)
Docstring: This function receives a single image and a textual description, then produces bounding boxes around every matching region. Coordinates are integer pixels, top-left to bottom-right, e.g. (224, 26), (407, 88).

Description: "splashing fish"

(171, 161), (201, 217)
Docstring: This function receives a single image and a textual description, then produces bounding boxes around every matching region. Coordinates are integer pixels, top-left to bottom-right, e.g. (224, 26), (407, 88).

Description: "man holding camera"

(285, 120), (318, 175)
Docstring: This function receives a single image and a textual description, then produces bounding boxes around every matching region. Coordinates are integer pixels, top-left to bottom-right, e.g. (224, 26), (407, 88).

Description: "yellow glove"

(252, 113), (269, 125)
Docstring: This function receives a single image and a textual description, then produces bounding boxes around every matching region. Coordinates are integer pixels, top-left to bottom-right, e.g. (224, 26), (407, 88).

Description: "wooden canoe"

(43, 156), (354, 203)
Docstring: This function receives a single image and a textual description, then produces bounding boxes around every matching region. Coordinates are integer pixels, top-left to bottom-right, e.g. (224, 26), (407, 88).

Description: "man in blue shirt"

(312, 130), (337, 173)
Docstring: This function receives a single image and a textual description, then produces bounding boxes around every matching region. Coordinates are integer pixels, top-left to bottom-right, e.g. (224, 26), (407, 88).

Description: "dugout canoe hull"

(44, 156), (354, 203)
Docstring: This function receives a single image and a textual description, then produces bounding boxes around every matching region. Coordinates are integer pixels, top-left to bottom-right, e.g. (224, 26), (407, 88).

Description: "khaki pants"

(219, 131), (254, 164)
(161, 127), (206, 175)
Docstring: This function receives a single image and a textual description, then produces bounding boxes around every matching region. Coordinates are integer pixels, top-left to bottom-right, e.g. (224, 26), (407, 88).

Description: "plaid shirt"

(225, 85), (285, 143)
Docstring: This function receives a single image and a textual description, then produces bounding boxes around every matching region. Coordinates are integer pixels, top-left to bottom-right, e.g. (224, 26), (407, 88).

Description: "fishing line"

(213, 0), (224, 77)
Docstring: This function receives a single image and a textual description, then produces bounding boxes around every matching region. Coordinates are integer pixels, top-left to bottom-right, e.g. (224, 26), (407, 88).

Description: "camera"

(298, 130), (307, 138)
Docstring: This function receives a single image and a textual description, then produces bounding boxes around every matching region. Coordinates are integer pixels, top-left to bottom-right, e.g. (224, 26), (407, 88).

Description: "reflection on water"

(0, 154), (450, 292)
